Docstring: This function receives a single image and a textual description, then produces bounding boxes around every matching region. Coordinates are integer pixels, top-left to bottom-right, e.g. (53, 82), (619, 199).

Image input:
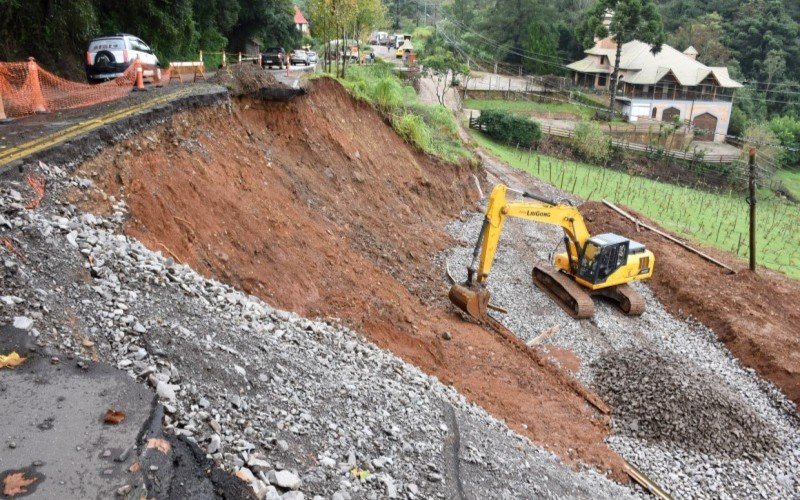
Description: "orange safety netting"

(0, 59), (138, 118)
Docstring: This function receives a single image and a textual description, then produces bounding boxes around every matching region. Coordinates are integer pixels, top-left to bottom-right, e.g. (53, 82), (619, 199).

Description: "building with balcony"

(567, 39), (742, 142)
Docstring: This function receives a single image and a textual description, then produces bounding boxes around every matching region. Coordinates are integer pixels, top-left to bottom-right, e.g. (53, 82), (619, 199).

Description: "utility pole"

(748, 147), (757, 272)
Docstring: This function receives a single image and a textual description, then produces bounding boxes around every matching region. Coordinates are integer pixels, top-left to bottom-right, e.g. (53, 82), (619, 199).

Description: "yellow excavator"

(449, 184), (654, 320)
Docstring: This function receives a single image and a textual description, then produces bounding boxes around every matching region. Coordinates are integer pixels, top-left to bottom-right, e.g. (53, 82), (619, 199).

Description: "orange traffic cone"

(133, 58), (146, 91)
(27, 58), (47, 113)
(0, 93), (10, 122)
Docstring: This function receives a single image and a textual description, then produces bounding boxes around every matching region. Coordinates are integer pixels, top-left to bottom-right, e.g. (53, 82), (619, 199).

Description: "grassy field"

(464, 98), (595, 120)
(776, 168), (800, 200)
(471, 130), (800, 279)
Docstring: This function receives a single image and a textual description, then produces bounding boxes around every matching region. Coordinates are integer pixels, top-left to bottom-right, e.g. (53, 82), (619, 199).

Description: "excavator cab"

(575, 233), (633, 285)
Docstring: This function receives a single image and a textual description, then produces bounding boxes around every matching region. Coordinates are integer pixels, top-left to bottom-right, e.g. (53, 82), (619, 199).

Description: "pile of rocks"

(1, 166), (634, 499)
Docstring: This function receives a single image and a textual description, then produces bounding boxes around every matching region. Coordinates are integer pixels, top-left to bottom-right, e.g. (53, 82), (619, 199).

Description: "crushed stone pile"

(0, 164), (636, 500)
(444, 169), (800, 499)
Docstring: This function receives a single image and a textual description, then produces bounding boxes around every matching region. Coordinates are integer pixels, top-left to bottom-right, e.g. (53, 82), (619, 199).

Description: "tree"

(577, 0), (665, 117)
(669, 12), (730, 66)
(769, 115), (800, 168)
(763, 49), (786, 92)
(725, 0), (800, 85)
(421, 51), (469, 104)
(524, 20), (560, 74)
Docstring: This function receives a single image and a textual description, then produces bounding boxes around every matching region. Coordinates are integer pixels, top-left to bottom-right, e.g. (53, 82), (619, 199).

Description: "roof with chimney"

(568, 38), (741, 88)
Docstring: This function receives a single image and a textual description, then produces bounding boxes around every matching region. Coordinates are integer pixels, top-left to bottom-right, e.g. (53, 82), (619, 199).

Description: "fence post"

(238, 52), (242, 64)
(199, 50), (203, 63)
(222, 52), (227, 67)
(748, 147), (757, 272)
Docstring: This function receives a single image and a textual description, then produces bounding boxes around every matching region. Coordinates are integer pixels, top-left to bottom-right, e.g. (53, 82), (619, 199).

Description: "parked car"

(307, 51), (319, 65)
(85, 33), (159, 82)
(262, 47), (286, 69)
(290, 50), (310, 66)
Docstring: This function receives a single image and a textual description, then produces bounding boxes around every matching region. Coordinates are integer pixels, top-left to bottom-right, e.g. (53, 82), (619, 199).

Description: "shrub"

(572, 121), (611, 165)
(393, 113), (431, 150)
(476, 109), (541, 146)
(769, 115), (800, 168)
(372, 76), (405, 112)
(426, 105), (460, 138)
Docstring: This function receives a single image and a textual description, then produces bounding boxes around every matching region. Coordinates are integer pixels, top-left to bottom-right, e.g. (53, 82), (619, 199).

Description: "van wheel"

(94, 50), (115, 68)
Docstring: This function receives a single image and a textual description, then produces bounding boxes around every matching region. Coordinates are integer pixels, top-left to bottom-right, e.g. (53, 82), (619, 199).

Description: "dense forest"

(0, 0), (300, 78)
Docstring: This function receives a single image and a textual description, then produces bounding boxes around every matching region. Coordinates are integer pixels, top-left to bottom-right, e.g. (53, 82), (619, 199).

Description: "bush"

(393, 113), (431, 150)
(572, 121), (611, 165)
(426, 105), (460, 138)
(476, 109), (542, 146)
(769, 115), (800, 168)
(372, 76), (405, 112)
(338, 66), (472, 164)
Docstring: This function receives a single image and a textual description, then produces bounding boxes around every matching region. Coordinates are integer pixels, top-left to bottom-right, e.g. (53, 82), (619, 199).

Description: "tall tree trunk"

(609, 37), (623, 119)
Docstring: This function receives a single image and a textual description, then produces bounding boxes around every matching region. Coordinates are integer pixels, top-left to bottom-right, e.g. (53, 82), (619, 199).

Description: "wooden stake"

(748, 148), (757, 272)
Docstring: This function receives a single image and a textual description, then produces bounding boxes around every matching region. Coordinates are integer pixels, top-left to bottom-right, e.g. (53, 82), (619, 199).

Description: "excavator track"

(591, 283), (646, 316)
(532, 265), (595, 319)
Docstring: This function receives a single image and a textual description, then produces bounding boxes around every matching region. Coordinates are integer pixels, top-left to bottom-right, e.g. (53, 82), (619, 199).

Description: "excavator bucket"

(448, 284), (491, 322)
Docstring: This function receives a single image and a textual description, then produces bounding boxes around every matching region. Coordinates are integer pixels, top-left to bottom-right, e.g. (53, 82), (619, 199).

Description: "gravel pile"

(444, 178), (800, 499)
(0, 164), (636, 499)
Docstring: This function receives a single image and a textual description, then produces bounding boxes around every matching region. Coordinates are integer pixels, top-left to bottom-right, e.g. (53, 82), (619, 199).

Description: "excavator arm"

(466, 184), (590, 286)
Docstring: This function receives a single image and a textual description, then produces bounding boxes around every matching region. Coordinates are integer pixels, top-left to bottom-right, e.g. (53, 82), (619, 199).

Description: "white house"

(568, 39), (742, 142)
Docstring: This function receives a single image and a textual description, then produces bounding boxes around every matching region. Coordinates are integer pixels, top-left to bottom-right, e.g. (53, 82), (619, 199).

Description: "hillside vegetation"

(0, 0), (299, 79)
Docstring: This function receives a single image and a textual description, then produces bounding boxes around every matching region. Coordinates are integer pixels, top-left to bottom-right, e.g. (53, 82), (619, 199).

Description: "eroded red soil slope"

(77, 78), (628, 478)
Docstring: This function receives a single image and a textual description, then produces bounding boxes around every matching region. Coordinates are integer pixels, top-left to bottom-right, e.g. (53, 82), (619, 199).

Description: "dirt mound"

(208, 63), (282, 95)
(581, 201), (800, 407)
(75, 77), (629, 478)
(592, 348), (780, 458)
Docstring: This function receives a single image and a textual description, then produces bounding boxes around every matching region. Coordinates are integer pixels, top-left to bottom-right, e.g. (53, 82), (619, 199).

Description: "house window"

(598, 74), (607, 87)
(651, 107), (658, 118)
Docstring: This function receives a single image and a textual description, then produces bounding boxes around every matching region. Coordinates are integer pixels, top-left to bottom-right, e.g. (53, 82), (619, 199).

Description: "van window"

(130, 39), (150, 53)
(90, 38), (123, 52)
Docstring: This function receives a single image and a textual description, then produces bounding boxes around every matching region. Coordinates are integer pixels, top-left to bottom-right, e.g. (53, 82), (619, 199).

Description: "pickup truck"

(261, 47), (286, 69)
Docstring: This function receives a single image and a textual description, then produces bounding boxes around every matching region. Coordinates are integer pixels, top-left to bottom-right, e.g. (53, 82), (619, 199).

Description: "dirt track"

(75, 77), (629, 478)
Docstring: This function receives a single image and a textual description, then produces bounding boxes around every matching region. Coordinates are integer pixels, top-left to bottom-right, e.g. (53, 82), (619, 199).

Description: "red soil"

(76, 78), (629, 479)
(582, 201), (800, 407)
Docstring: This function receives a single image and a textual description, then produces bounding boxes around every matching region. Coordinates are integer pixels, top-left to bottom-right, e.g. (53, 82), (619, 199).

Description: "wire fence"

(0, 58), (137, 117)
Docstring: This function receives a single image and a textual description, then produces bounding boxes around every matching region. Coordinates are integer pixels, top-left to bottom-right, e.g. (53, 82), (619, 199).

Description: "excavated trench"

(73, 78), (630, 479)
